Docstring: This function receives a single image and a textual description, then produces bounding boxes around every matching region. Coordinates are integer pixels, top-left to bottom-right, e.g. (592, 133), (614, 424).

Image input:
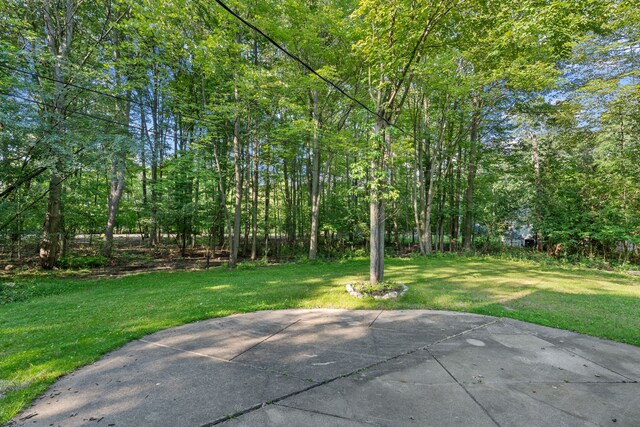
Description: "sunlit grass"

(1, 255), (639, 423)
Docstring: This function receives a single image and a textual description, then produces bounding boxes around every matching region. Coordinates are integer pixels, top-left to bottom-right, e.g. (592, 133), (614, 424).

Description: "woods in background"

(0, 0), (638, 277)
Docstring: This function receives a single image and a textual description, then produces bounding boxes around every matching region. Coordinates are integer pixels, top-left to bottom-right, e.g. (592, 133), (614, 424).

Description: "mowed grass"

(1, 255), (639, 423)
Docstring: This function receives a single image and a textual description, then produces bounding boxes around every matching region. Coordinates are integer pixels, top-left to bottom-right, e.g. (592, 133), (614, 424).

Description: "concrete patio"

(9, 309), (640, 426)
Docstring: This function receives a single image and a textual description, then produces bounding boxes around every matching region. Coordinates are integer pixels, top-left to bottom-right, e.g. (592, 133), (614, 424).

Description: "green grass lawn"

(1, 255), (639, 423)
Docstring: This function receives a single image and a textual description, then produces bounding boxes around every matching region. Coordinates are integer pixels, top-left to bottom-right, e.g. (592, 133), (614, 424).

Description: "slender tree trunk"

(309, 89), (321, 260)
(212, 138), (228, 250)
(447, 154), (454, 252)
(103, 33), (128, 259)
(250, 136), (259, 260)
(438, 171), (447, 252)
(104, 158), (125, 258)
(370, 114), (389, 283)
(451, 145), (462, 252)
(292, 155), (298, 243)
(150, 62), (160, 247)
(243, 140), (250, 253)
(40, 0), (75, 269)
(229, 84), (242, 268)
(140, 99), (148, 208)
(531, 132), (543, 252)
(283, 159), (292, 244)
(462, 98), (481, 251)
(263, 157), (271, 257)
(413, 137), (425, 253)
(392, 168), (400, 251)
(422, 144), (438, 255)
(421, 103), (441, 256)
(416, 96), (430, 254)
(40, 163), (63, 269)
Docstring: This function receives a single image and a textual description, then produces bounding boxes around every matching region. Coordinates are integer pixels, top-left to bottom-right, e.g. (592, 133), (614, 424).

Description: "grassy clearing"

(1, 255), (639, 423)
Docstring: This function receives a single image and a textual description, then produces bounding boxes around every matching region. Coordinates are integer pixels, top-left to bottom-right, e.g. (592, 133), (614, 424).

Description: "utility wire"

(0, 88), (84, 200)
(0, 90), (174, 201)
(0, 2), (422, 232)
(0, 167), (81, 233)
(1, 5), (412, 141)
(0, 90), (176, 138)
(2, 1), (419, 140)
(0, 62), (223, 137)
(208, 0), (415, 140)
(0, 62), (134, 108)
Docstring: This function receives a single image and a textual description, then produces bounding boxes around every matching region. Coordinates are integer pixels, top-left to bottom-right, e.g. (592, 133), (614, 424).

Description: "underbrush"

(487, 248), (639, 272)
(58, 255), (108, 269)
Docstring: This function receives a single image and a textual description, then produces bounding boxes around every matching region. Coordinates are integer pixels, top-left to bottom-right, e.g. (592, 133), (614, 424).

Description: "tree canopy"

(1, 0), (638, 278)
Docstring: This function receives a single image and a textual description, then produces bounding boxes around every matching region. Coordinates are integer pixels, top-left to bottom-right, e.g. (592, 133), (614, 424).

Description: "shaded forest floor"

(1, 236), (293, 278)
(2, 235), (637, 281)
(0, 235), (422, 279)
(1, 256), (639, 423)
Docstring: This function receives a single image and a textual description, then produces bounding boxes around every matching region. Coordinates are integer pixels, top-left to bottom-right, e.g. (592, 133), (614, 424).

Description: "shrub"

(58, 256), (108, 269)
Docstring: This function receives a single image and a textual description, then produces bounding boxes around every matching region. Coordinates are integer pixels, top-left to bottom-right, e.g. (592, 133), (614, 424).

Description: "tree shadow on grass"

(475, 290), (640, 346)
(1, 256), (639, 424)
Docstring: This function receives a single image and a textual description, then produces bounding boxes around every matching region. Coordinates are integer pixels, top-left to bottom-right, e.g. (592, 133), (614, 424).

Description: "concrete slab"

(11, 341), (312, 427)
(294, 309), (383, 327)
(231, 340), (383, 382)
(429, 322), (628, 384)
(254, 321), (434, 358)
(371, 310), (493, 338)
(505, 318), (640, 381)
(466, 382), (640, 427)
(9, 310), (640, 427)
(280, 351), (496, 426)
(141, 312), (299, 360)
(225, 404), (375, 426)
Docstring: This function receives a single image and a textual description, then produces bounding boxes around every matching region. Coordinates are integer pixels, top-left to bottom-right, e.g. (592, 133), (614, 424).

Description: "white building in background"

(501, 224), (535, 248)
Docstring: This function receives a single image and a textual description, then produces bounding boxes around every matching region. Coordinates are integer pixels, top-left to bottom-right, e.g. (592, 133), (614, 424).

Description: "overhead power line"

(0, 166), (81, 233)
(208, 0), (415, 140)
(0, 62), (210, 132)
(2, 4), (414, 141)
(0, 90), (174, 202)
(0, 90), (176, 138)
(0, 63), (135, 109)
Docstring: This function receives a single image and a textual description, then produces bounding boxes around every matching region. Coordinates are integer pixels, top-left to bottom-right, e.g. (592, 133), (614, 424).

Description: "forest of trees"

(0, 0), (638, 282)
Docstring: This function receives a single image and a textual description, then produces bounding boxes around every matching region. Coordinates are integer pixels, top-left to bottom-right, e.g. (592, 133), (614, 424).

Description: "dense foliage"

(0, 0), (638, 276)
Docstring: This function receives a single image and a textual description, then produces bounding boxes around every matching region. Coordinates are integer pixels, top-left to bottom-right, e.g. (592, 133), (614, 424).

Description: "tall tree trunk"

(243, 140), (250, 253)
(530, 132), (543, 252)
(413, 137), (425, 253)
(291, 155), (298, 243)
(391, 168), (400, 251)
(103, 31), (128, 259)
(462, 97), (482, 251)
(283, 158), (293, 245)
(40, 163), (63, 269)
(370, 113), (389, 283)
(421, 102), (441, 256)
(40, 0), (75, 269)
(212, 138), (228, 250)
(229, 84), (242, 268)
(309, 89), (321, 260)
(140, 98), (148, 208)
(149, 62), (160, 247)
(450, 145), (462, 252)
(422, 143), (438, 255)
(104, 154), (125, 258)
(447, 153), (454, 252)
(250, 136), (259, 260)
(263, 157), (271, 257)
